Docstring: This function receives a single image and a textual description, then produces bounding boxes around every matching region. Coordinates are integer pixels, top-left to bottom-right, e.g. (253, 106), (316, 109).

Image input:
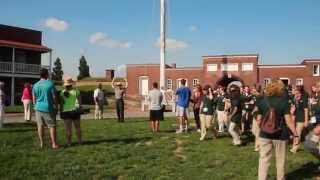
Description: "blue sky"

(1, 0), (320, 78)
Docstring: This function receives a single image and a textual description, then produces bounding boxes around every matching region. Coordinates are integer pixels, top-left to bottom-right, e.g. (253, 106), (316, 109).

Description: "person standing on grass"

(304, 120), (320, 176)
(0, 82), (5, 128)
(290, 85), (309, 153)
(175, 79), (191, 133)
(94, 83), (105, 120)
(251, 86), (262, 151)
(114, 82), (125, 122)
(148, 82), (163, 132)
(227, 85), (243, 146)
(60, 78), (82, 146)
(216, 86), (227, 133)
(256, 80), (299, 180)
(191, 84), (203, 133)
(199, 85), (217, 141)
(32, 68), (59, 149)
(21, 83), (33, 122)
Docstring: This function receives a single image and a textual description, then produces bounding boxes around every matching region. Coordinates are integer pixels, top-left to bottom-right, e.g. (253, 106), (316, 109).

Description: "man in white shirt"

(93, 83), (105, 120)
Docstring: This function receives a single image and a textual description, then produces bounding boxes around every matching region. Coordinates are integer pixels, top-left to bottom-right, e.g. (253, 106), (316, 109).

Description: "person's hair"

(181, 79), (186, 86)
(264, 80), (285, 96)
(203, 84), (211, 91)
(24, 82), (31, 88)
(295, 85), (304, 94)
(152, 82), (158, 88)
(40, 68), (49, 79)
(230, 85), (240, 98)
(98, 83), (102, 89)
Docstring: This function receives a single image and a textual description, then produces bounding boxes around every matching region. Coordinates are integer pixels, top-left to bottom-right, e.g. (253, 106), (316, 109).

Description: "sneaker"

(254, 148), (260, 152)
(290, 148), (297, 153)
(176, 129), (183, 134)
(200, 136), (205, 141)
(197, 129), (201, 133)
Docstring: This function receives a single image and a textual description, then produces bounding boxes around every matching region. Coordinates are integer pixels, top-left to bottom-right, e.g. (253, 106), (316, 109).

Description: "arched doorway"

(216, 75), (243, 89)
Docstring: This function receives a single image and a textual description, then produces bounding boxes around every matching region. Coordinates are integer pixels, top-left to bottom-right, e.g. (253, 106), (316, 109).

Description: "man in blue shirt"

(33, 68), (59, 149)
(175, 79), (191, 133)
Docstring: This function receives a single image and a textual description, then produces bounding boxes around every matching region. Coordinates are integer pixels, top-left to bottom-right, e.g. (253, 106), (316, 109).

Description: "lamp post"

(160, 0), (166, 89)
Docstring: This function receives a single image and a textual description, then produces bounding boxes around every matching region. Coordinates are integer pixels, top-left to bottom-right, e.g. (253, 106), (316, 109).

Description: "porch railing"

(0, 62), (50, 74)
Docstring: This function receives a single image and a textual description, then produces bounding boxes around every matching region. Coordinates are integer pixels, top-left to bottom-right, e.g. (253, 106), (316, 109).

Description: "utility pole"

(160, 0), (166, 89)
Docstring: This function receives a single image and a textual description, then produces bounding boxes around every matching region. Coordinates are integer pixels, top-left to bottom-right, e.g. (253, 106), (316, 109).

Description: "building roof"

(202, 54), (259, 58)
(258, 64), (306, 68)
(0, 39), (51, 53)
(301, 59), (320, 64)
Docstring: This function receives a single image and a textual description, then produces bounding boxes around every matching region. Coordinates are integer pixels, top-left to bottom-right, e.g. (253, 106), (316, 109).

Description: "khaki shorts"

(35, 111), (56, 128)
(176, 105), (189, 118)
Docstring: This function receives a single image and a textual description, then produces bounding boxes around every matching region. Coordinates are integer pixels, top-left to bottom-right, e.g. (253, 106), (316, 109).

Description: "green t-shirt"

(257, 96), (290, 140)
(293, 97), (308, 122)
(216, 95), (225, 111)
(230, 96), (242, 123)
(60, 89), (80, 112)
(242, 93), (254, 111)
(201, 96), (215, 115)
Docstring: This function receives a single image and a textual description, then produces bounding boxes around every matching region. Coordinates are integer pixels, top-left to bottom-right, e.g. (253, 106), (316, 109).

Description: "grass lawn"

(0, 118), (318, 179)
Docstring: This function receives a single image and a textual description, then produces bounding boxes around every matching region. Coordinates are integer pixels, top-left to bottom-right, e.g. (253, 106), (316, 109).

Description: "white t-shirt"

(148, 89), (163, 110)
(94, 88), (104, 102)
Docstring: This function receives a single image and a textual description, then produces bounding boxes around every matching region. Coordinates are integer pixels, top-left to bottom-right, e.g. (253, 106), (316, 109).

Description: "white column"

(160, 0), (166, 89)
(11, 47), (15, 105)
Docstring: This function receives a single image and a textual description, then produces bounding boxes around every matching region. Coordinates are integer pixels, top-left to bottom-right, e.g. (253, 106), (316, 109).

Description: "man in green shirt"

(290, 86), (309, 153)
(228, 85), (242, 146)
(216, 86), (228, 133)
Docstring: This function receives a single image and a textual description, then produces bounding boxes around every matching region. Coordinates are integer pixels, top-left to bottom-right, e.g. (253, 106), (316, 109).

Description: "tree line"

(52, 55), (91, 81)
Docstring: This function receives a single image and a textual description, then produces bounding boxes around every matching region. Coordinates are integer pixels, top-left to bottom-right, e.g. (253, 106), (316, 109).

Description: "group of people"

(146, 78), (320, 180)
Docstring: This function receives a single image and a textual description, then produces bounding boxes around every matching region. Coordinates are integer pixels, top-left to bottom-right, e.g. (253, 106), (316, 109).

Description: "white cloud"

(44, 17), (69, 31)
(188, 25), (198, 32)
(89, 32), (132, 49)
(155, 38), (189, 50)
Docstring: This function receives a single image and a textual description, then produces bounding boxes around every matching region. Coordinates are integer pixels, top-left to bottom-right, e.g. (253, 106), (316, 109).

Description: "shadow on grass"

(83, 136), (152, 145)
(0, 122), (36, 133)
(286, 162), (319, 180)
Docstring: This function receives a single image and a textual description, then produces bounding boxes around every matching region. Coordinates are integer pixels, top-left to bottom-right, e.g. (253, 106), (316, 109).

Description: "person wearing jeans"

(191, 84), (202, 132)
(21, 83), (33, 121)
(256, 80), (298, 180)
(114, 82), (125, 122)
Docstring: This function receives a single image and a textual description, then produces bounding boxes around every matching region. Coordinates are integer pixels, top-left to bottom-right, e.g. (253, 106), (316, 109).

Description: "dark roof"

(0, 40), (51, 53)
(202, 54), (259, 58)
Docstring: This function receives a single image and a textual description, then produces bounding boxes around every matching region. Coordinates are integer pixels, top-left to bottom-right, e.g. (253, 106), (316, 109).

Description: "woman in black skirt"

(148, 82), (163, 132)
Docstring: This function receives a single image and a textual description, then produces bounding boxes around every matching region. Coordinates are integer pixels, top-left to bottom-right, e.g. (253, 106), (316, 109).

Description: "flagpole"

(160, 0), (166, 89)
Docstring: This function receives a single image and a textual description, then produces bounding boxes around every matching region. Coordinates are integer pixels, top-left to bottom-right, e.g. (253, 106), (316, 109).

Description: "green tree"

(77, 55), (90, 80)
(52, 57), (63, 81)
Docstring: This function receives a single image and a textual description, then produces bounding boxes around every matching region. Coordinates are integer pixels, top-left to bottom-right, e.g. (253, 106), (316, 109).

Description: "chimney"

(171, 63), (176, 68)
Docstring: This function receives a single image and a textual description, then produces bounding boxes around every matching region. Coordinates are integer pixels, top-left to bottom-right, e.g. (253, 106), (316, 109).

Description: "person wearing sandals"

(60, 78), (82, 146)
(33, 68), (59, 149)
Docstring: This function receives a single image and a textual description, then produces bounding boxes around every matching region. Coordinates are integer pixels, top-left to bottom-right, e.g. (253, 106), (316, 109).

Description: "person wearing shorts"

(175, 79), (191, 133)
(60, 77), (82, 146)
(33, 68), (59, 149)
(148, 82), (163, 133)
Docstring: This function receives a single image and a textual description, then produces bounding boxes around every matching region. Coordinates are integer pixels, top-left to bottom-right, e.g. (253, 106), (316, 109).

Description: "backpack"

(259, 97), (282, 134)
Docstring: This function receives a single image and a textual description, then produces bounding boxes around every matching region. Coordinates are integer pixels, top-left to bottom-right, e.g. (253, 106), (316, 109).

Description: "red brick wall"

(202, 56), (258, 86)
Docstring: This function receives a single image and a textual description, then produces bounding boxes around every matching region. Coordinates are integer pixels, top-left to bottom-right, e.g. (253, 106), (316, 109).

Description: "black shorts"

(150, 110), (163, 121)
(61, 110), (80, 120)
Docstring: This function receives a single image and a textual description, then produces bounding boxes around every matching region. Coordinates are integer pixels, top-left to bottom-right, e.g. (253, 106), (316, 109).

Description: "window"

(296, 78), (303, 85)
(242, 63), (253, 71)
(207, 64), (217, 72)
(263, 78), (271, 86)
(280, 77), (290, 86)
(221, 63), (238, 71)
(193, 79), (200, 86)
(313, 65), (320, 76)
(167, 79), (173, 89)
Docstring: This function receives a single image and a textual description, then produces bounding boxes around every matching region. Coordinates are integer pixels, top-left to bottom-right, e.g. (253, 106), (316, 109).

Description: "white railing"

(0, 62), (49, 74)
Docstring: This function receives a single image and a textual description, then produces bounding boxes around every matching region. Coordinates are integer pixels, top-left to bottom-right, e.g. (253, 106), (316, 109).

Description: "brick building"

(126, 54), (320, 96)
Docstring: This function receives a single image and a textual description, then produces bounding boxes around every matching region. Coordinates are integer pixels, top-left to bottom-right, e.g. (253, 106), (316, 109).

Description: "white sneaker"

(197, 129), (201, 133)
(176, 129), (183, 134)
(200, 136), (205, 141)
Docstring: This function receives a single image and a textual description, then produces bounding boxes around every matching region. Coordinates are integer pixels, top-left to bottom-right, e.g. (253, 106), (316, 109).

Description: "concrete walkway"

(4, 111), (178, 123)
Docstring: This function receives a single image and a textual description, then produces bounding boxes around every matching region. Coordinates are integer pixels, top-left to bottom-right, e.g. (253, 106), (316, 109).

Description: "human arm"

(304, 108), (309, 127)
(284, 114), (299, 145)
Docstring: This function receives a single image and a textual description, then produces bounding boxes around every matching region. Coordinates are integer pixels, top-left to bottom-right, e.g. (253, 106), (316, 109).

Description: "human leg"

(258, 138), (273, 180)
(200, 114), (206, 140)
(274, 140), (287, 180)
(291, 122), (305, 153)
(64, 120), (72, 145)
(228, 122), (241, 145)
